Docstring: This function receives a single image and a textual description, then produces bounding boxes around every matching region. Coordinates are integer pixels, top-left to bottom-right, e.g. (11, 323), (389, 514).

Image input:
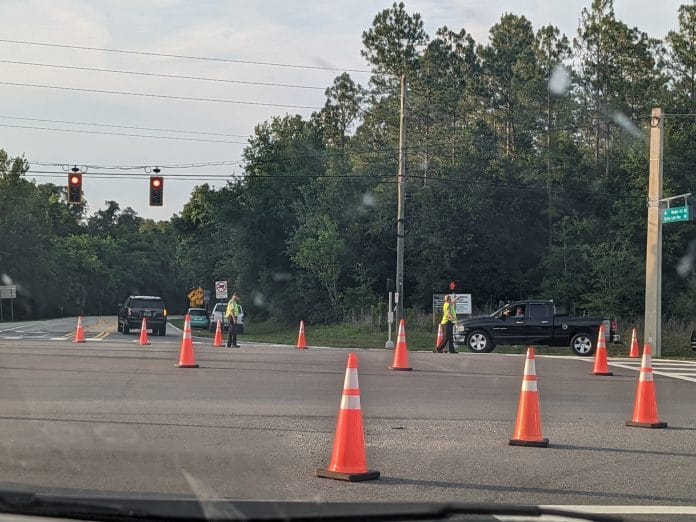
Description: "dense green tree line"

(1, 0), (694, 324)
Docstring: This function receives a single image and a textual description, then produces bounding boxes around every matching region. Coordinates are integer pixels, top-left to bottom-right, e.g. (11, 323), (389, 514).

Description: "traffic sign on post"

(662, 206), (691, 223)
(215, 281), (228, 299)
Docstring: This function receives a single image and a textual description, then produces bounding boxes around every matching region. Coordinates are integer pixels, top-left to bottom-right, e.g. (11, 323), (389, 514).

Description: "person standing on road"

(225, 293), (241, 348)
(435, 295), (458, 353)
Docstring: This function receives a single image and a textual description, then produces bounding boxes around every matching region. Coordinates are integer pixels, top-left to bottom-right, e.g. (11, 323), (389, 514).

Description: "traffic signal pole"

(644, 108), (664, 357)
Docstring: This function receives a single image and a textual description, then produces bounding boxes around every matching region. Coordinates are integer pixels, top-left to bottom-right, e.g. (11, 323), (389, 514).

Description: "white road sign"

(215, 281), (228, 299)
(433, 293), (472, 315)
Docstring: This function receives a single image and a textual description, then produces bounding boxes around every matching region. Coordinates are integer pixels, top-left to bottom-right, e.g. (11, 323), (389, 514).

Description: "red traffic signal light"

(149, 176), (164, 206)
(449, 280), (456, 291)
(67, 172), (82, 204)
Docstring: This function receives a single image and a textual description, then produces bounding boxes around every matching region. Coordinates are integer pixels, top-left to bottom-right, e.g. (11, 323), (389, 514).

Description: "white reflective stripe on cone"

(639, 371), (654, 382)
(523, 359), (536, 376)
(340, 395), (361, 410)
(342, 368), (359, 390)
(521, 380), (538, 392)
(642, 354), (652, 368)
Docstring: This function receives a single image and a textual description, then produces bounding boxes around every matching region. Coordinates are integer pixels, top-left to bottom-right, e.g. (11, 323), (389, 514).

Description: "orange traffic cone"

(138, 317), (150, 346)
(628, 328), (640, 358)
(296, 320), (308, 349)
(175, 314), (199, 368)
(626, 344), (667, 428)
(316, 353), (380, 481)
(434, 323), (444, 351)
(212, 319), (223, 348)
(509, 347), (549, 447)
(591, 325), (613, 376)
(389, 319), (412, 371)
(73, 316), (86, 343)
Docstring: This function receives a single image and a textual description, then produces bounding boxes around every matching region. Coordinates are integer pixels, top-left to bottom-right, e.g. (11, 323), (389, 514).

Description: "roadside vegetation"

(1, 1), (694, 355)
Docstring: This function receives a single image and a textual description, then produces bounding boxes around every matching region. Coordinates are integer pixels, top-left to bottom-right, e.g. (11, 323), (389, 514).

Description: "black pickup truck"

(453, 300), (617, 356)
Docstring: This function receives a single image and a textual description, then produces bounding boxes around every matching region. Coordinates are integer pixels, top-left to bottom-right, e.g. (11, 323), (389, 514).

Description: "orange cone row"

(626, 344), (667, 428)
(435, 323), (443, 350)
(317, 353), (380, 481)
(212, 319), (223, 348)
(175, 314), (198, 368)
(73, 316), (86, 343)
(591, 325), (613, 376)
(509, 347), (548, 447)
(629, 328), (640, 358)
(296, 320), (308, 349)
(389, 319), (411, 371)
(139, 318), (150, 346)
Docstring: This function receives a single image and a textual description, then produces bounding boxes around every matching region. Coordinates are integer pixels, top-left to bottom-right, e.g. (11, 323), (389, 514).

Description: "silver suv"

(208, 302), (244, 334)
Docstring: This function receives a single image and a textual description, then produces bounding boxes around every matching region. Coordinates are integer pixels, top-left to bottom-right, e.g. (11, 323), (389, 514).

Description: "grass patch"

(169, 319), (695, 359)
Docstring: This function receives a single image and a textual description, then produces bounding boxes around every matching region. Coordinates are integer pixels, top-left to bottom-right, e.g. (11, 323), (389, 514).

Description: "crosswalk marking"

(607, 358), (696, 383)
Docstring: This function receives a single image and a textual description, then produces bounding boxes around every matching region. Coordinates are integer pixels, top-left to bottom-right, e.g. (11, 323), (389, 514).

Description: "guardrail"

(691, 330), (696, 352)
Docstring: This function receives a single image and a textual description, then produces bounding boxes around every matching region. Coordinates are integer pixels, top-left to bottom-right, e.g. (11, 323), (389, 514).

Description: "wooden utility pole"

(644, 108), (664, 357)
(395, 75), (407, 327)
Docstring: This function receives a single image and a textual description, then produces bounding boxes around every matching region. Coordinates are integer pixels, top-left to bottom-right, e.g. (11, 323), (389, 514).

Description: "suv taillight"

(163, 309), (167, 317)
(611, 319), (617, 333)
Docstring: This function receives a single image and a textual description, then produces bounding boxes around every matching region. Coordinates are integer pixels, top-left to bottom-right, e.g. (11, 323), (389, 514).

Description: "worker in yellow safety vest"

(435, 294), (458, 353)
(225, 293), (241, 348)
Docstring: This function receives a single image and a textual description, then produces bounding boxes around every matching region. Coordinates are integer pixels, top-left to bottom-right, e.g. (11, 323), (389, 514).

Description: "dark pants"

(436, 322), (456, 352)
(227, 320), (238, 347)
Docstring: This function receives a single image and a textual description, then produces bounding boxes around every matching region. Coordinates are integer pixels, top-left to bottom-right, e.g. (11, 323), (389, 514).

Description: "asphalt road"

(0, 316), (695, 519)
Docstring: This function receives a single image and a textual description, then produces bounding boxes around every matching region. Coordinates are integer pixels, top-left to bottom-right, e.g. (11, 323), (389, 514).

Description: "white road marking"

(607, 360), (696, 383)
(541, 505), (696, 515)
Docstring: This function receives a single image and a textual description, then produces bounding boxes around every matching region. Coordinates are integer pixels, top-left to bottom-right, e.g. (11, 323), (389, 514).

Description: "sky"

(0, 0), (686, 220)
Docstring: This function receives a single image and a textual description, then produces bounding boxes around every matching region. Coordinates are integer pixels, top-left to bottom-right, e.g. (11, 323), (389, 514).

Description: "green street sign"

(662, 206), (691, 223)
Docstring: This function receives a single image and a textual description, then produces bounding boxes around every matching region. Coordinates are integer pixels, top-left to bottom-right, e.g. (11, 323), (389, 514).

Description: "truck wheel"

(159, 326), (167, 336)
(467, 330), (495, 353)
(571, 333), (595, 356)
(123, 323), (130, 334)
(117, 321), (123, 333)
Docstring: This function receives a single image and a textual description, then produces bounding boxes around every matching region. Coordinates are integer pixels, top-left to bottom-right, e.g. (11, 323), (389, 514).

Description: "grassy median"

(170, 319), (695, 359)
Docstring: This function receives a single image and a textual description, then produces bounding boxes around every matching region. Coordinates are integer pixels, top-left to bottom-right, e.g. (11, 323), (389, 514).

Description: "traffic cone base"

(591, 370), (613, 376)
(390, 319), (412, 371)
(175, 363), (199, 368)
(315, 468), (380, 482)
(626, 420), (667, 429)
(509, 437), (549, 448)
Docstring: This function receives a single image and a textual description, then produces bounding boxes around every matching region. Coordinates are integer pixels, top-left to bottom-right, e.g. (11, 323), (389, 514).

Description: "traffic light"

(67, 170), (82, 204)
(149, 175), (164, 206)
(449, 280), (456, 291)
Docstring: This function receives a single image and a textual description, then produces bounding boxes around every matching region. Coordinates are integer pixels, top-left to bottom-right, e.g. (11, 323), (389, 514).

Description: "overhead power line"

(0, 81), (323, 109)
(0, 38), (371, 74)
(0, 59), (328, 91)
(0, 115), (249, 138)
(0, 123), (248, 145)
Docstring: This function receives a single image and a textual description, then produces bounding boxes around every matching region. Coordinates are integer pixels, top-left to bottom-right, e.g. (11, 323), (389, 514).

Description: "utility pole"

(395, 74), (407, 327)
(644, 108), (664, 357)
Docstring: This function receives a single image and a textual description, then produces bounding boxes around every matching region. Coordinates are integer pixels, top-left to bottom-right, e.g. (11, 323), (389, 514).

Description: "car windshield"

(1, 1), (694, 520)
